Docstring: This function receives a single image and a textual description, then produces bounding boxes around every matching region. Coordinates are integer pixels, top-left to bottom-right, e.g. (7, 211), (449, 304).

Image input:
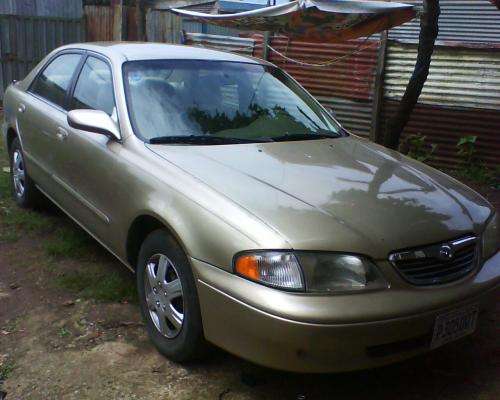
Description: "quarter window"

(30, 53), (82, 108)
(71, 56), (115, 116)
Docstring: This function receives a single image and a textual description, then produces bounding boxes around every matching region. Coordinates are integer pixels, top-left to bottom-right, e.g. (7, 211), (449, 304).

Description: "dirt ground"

(1, 133), (499, 400)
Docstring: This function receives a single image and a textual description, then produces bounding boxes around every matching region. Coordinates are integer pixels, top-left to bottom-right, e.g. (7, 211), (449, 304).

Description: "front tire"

(137, 229), (207, 362)
(9, 137), (42, 208)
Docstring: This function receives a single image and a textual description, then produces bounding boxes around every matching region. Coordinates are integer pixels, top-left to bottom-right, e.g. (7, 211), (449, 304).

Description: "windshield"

(123, 60), (344, 144)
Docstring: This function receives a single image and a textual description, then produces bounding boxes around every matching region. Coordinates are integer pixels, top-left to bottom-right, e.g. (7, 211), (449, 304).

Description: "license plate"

(431, 304), (479, 349)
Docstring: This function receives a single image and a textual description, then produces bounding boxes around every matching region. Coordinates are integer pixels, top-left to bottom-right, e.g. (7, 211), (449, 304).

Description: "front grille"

(389, 236), (478, 286)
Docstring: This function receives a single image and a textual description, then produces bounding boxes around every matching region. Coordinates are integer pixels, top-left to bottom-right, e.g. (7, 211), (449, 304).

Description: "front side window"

(72, 56), (115, 116)
(30, 53), (82, 108)
(123, 60), (343, 144)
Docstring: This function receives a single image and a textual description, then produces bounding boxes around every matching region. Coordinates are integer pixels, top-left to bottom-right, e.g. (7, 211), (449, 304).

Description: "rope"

(265, 34), (377, 67)
(189, 34), (378, 68)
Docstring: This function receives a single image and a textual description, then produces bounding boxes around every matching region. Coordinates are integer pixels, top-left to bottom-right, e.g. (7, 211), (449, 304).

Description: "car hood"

(147, 136), (492, 259)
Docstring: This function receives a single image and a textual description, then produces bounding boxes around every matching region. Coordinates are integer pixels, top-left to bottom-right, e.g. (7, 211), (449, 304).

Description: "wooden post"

(112, 0), (124, 41)
(262, 31), (270, 60)
(136, 0), (146, 42)
(370, 31), (388, 144)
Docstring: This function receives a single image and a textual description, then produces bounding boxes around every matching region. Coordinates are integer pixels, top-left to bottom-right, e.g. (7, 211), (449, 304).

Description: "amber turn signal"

(234, 255), (260, 281)
(233, 252), (304, 290)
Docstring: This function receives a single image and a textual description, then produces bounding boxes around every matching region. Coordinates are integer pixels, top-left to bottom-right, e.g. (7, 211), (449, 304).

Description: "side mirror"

(67, 109), (121, 141)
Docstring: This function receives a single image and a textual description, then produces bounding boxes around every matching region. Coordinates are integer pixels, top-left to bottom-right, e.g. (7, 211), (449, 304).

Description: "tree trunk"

(383, 0), (440, 150)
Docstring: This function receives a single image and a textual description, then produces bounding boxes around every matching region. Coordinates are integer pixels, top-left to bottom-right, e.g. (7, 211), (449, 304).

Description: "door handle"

(56, 127), (69, 141)
(18, 103), (26, 113)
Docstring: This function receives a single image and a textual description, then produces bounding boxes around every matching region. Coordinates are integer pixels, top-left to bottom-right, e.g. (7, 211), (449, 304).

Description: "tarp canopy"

(171, 0), (417, 43)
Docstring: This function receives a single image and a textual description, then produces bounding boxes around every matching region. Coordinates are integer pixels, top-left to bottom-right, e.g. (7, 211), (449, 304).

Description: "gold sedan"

(2, 43), (499, 372)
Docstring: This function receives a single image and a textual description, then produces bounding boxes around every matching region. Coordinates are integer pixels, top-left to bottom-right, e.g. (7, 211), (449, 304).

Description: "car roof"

(59, 42), (269, 65)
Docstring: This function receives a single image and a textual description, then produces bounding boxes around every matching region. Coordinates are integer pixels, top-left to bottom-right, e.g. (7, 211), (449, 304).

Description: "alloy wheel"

(12, 150), (26, 198)
(144, 254), (184, 338)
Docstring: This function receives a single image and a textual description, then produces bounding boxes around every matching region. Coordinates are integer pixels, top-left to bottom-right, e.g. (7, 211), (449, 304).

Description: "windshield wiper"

(259, 132), (338, 142)
(149, 135), (268, 145)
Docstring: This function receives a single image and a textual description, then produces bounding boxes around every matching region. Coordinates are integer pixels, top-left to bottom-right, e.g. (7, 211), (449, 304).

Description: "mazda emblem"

(438, 244), (454, 261)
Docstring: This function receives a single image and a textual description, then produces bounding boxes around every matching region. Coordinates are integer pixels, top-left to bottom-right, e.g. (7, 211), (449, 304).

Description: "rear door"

(17, 52), (83, 195)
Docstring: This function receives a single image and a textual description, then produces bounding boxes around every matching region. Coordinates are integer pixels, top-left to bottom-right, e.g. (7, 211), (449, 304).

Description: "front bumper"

(192, 251), (500, 373)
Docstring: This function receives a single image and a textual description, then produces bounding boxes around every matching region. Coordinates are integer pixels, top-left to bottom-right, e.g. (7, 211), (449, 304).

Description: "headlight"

(296, 253), (388, 292)
(482, 213), (499, 261)
(234, 251), (388, 293)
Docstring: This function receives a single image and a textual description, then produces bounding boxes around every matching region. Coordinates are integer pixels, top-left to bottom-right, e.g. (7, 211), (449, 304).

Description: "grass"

(58, 327), (71, 338)
(55, 267), (137, 303)
(0, 134), (137, 304)
(0, 359), (14, 383)
(0, 138), (55, 242)
(43, 225), (97, 259)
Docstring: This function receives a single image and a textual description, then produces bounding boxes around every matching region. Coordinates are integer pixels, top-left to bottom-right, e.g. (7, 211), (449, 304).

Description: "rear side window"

(30, 53), (82, 108)
(71, 56), (115, 116)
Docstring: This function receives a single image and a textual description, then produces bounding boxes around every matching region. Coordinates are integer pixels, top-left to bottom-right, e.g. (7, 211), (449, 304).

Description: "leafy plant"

(457, 135), (478, 165)
(0, 359), (14, 383)
(400, 134), (437, 163)
(58, 327), (71, 338)
(456, 135), (497, 186)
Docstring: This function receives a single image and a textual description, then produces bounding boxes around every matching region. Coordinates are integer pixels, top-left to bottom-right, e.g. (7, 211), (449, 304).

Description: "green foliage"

(0, 169), (9, 200)
(0, 359), (14, 382)
(401, 134), (437, 163)
(0, 139), (54, 242)
(55, 268), (137, 303)
(44, 226), (96, 259)
(456, 135), (497, 186)
(58, 327), (71, 338)
(457, 135), (477, 164)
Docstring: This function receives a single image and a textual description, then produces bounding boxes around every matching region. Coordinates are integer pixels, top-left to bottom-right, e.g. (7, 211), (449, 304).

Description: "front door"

(16, 52), (83, 195)
(52, 55), (123, 248)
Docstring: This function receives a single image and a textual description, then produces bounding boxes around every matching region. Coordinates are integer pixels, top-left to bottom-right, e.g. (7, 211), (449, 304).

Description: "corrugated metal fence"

(147, 9), (182, 43)
(384, 43), (500, 111)
(0, 15), (85, 100)
(185, 33), (254, 56)
(383, 0), (500, 171)
(389, 0), (500, 44)
(84, 5), (113, 41)
(0, 0), (83, 19)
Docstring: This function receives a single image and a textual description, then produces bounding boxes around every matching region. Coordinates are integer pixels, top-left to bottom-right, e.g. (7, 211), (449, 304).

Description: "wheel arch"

(125, 212), (188, 271)
(6, 126), (18, 153)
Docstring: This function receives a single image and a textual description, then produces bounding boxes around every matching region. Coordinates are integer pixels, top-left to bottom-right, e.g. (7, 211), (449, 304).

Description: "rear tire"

(9, 137), (43, 208)
(137, 229), (207, 362)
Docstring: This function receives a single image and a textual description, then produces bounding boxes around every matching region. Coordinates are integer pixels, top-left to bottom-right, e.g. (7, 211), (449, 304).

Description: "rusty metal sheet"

(382, 100), (500, 171)
(184, 32), (255, 55)
(317, 96), (374, 138)
(384, 41), (500, 111)
(254, 34), (380, 102)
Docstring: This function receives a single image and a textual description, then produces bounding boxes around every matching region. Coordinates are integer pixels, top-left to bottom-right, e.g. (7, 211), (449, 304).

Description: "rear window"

(30, 53), (82, 108)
